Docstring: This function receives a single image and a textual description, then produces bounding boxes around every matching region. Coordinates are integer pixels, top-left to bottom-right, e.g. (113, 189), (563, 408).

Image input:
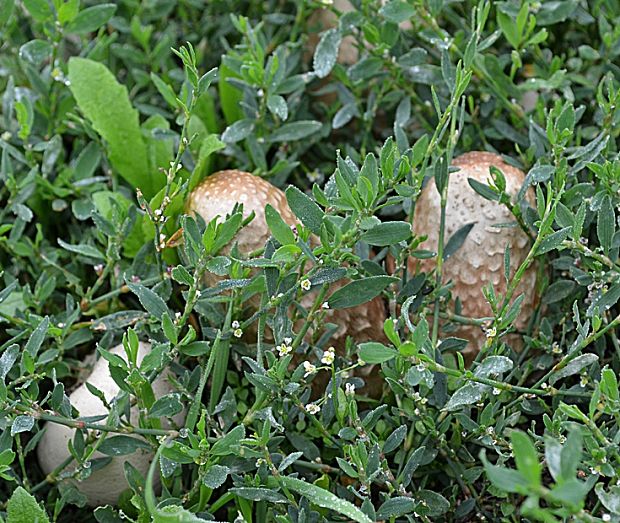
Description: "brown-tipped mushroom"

(411, 152), (538, 360)
(188, 171), (387, 395)
(37, 342), (183, 507)
(187, 170), (297, 254)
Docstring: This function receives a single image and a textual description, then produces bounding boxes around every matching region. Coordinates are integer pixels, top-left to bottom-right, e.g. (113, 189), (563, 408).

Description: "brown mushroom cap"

(187, 170), (298, 254)
(411, 152), (538, 359)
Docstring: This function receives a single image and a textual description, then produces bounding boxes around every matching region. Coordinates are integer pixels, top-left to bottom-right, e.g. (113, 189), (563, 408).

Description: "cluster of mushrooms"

(37, 151), (537, 505)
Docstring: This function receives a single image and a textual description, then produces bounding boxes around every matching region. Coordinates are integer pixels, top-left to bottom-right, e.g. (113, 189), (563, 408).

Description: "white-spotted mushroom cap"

(411, 152), (538, 360)
(37, 342), (183, 507)
(187, 170), (298, 254)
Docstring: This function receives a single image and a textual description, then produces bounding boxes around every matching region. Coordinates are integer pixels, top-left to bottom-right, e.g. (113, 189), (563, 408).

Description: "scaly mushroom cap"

(189, 171), (387, 396)
(187, 170), (298, 254)
(37, 342), (182, 507)
(411, 152), (538, 359)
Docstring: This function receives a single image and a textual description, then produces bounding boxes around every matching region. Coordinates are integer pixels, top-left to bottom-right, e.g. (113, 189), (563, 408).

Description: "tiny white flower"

(305, 403), (320, 415)
(94, 263), (104, 274)
(345, 383), (356, 395)
(303, 361), (317, 377)
(232, 320), (240, 329)
(284, 337), (292, 345)
(541, 382), (548, 390)
(492, 387), (501, 396)
(322, 301), (330, 309)
(300, 278), (311, 291)
(57, 322), (65, 329)
(602, 514), (611, 522)
(485, 327), (497, 338)
(277, 342), (292, 357)
(233, 328), (243, 338)
(321, 347), (335, 365)
(414, 408), (420, 415)
(195, 289), (201, 298)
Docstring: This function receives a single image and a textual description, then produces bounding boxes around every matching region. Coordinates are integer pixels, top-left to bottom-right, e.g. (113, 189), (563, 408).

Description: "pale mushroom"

(411, 152), (538, 360)
(37, 342), (182, 506)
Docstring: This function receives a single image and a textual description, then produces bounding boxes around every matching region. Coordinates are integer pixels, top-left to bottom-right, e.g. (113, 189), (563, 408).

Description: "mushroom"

(187, 170), (297, 255)
(411, 152), (537, 360)
(37, 342), (182, 507)
(187, 171), (387, 394)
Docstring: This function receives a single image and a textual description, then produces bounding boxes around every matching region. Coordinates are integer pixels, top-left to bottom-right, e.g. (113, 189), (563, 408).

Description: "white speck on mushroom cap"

(187, 170), (298, 254)
(411, 152), (538, 359)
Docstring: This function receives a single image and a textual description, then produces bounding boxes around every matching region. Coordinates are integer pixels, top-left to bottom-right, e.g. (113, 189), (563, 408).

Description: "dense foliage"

(1, 0), (620, 521)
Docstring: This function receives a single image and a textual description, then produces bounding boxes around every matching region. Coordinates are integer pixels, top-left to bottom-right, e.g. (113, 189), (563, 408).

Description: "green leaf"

(0, 0), (15, 27)
(467, 178), (499, 201)
(68, 58), (159, 198)
(511, 431), (541, 486)
(327, 276), (397, 309)
(65, 4), (116, 34)
(267, 121), (322, 142)
(202, 464), (230, 489)
(23, 0), (52, 21)
(444, 222), (475, 260)
(444, 383), (486, 411)
(361, 221), (411, 246)
(358, 342), (398, 364)
(550, 354), (598, 385)
(595, 484), (620, 514)
(98, 435), (151, 456)
(276, 476), (373, 523)
(379, 0), (416, 24)
(376, 497), (417, 519)
(313, 28), (342, 79)
(482, 453), (529, 494)
(497, 10), (520, 48)
(597, 193), (615, 254)
(148, 394), (183, 418)
(266, 94), (288, 121)
(6, 487), (50, 523)
(57, 238), (105, 260)
(127, 282), (170, 319)
(265, 204), (296, 245)
(25, 316), (49, 356)
(211, 425), (245, 456)
(11, 415), (35, 436)
(536, 227), (570, 255)
(285, 185), (324, 234)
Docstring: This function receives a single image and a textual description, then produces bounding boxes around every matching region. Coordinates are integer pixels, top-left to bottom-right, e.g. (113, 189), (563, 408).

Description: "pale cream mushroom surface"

(187, 170), (297, 254)
(411, 152), (538, 360)
(37, 342), (182, 507)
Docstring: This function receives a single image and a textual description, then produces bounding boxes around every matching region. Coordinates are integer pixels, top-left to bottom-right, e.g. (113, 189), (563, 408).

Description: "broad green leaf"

(66, 4), (116, 34)
(276, 476), (373, 523)
(68, 58), (160, 198)
(358, 342), (398, 364)
(327, 276), (397, 309)
(482, 453), (529, 494)
(379, 1), (416, 24)
(285, 185), (324, 234)
(313, 28), (342, 79)
(265, 204), (296, 245)
(361, 221), (411, 246)
(127, 282), (170, 319)
(6, 487), (50, 523)
(98, 435), (151, 456)
(267, 121), (322, 142)
(511, 431), (541, 486)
